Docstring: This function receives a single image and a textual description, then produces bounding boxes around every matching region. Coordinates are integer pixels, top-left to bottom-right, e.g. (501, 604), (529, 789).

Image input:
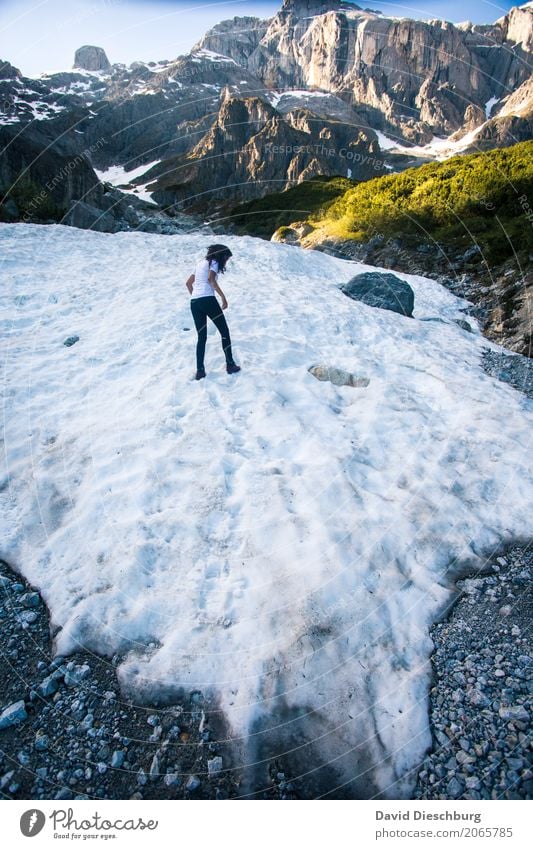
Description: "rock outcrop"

(73, 45), (111, 72)
(147, 93), (384, 210)
(197, 2), (533, 142)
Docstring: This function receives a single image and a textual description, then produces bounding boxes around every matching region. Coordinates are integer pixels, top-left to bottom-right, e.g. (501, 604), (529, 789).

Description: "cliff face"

(197, 2), (533, 141)
(147, 92), (384, 210)
(1, 2), (532, 222)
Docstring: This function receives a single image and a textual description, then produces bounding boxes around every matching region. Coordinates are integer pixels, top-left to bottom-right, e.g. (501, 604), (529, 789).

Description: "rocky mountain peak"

(281, 0), (361, 14)
(73, 45), (111, 72)
(0, 60), (22, 79)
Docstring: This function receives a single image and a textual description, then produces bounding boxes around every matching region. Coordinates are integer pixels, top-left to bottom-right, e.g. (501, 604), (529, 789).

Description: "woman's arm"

(208, 269), (228, 309)
(185, 273), (194, 294)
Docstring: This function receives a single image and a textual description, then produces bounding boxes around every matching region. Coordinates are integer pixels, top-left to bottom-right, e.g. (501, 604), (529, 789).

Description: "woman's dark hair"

(206, 243), (233, 274)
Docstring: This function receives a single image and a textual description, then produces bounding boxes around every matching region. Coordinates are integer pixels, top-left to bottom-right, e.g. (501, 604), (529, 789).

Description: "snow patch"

(1, 224), (531, 797)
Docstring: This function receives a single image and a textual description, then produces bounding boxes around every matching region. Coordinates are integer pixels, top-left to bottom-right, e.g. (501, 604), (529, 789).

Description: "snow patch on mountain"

(1, 224), (531, 797)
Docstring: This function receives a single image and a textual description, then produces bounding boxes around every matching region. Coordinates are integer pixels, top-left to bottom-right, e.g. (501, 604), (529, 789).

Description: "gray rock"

(340, 272), (414, 317)
(20, 592), (40, 608)
(499, 705), (529, 722)
(64, 664), (91, 687)
(73, 45), (111, 72)
(0, 700), (27, 729)
(110, 750), (125, 768)
(149, 753), (160, 778)
(35, 734), (49, 751)
(308, 364), (370, 388)
(19, 610), (38, 624)
(63, 336), (79, 348)
(207, 756), (223, 776)
(447, 776), (463, 798)
(186, 774), (201, 792)
(454, 319), (473, 332)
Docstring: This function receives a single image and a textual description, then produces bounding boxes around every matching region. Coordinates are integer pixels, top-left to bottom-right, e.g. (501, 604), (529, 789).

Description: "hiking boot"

(195, 368), (206, 380)
(226, 363), (241, 374)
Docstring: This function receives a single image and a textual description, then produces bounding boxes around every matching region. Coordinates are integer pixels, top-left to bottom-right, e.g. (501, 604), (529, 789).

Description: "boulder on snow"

(73, 45), (111, 72)
(308, 364), (370, 388)
(340, 271), (414, 317)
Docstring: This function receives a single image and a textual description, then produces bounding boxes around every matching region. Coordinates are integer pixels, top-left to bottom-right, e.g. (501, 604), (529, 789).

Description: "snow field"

(1, 223), (531, 797)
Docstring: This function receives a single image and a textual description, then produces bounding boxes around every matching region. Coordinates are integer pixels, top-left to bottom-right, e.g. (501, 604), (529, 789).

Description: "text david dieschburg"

(376, 811), (481, 824)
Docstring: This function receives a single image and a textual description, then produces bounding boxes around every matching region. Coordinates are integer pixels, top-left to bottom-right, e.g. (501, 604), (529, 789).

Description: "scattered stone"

(20, 592), (40, 608)
(499, 705), (529, 723)
(110, 750), (124, 768)
(63, 336), (80, 348)
(0, 700), (27, 729)
(207, 756), (223, 777)
(64, 664), (91, 687)
(34, 733), (49, 752)
(185, 774), (201, 792)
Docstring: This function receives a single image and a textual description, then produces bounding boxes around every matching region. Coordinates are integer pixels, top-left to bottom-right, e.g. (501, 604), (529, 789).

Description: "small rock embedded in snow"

(63, 335), (80, 347)
(308, 364), (370, 388)
(0, 700), (27, 729)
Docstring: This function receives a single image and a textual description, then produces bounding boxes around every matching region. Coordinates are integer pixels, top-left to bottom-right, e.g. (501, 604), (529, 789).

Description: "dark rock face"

(0, 122), (104, 221)
(148, 93), (384, 210)
(74, 45), (111, 72)
(63, 201), (120, 233)
(340, 271), (415, 316)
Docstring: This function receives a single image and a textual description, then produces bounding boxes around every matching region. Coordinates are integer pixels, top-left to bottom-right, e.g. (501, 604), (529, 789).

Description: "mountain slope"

(268, 141), (533, 356)
(1, 223), (531, 797)
(1, 2), (532, 225)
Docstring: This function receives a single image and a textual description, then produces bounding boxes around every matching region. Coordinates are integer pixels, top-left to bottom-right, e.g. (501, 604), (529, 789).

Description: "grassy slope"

(306, 140), (533, 264)
(228, 175), (354, 240)
(230, 142), (533, 266)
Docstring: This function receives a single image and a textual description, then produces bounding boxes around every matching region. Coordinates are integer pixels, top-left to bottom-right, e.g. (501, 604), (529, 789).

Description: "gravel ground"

(1, 543), (530, 801)
(0, 558), (297, 800)
(414, 543), (532, 800)
(481, 349), (533, 399)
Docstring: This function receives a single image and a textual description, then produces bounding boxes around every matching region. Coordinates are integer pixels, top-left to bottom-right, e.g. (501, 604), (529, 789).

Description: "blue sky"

(0, 0), (520, 77)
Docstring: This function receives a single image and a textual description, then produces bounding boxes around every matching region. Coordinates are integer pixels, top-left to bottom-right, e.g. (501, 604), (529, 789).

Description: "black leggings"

(190, 296), (234, 370)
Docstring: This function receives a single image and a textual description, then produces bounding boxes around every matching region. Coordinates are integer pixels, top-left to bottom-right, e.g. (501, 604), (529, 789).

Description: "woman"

(185, 244), (241, 380)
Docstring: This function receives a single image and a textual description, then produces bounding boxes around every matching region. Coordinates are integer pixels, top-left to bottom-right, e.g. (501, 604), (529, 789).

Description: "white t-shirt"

(191, 258), (219, 299)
